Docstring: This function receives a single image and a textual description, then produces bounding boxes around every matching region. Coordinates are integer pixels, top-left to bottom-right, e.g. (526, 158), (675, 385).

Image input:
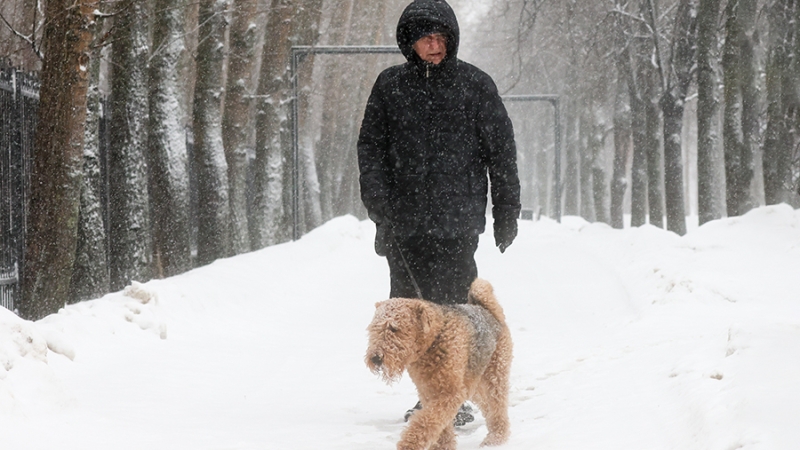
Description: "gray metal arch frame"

(290, 45), (561, 240)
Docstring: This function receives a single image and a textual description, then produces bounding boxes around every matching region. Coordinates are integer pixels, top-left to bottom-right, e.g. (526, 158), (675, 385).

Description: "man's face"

(413, 33), (447, 65)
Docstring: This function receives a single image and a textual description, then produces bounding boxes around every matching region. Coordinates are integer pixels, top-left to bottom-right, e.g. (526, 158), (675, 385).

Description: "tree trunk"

(535, 111), (552, 218)
(696, 0), (725, 224)
(561, 1), (581, 218)
(660, 0), (695, 236)
(627, 47), (649, 227)
(763, 0), (796, 205)
(21, 0), (95, 319)
(661, 93), (688, 234)
(223, 0), (259, 255)
(643, 66), (664, 228)
(251, 0), (296, 248)
(70, 36), (109, 303)
(340, 0), (389, 220)
(314, 0), (355, 223)
(563, 99), (581, 216)
(579, 108), (596, 222)
(722, 0), (758, 217)
(640, 0), (665, 229)
(629, 95), (649, 228)
(193, 0), (231, 265)
(149, 0), (191, 276)
(611, 75), (631, 229)
(589, 111), (608, 224)
(295, 0), (325, 233)
(739, 0), (761, 207)
(614, 1), (650, 228)
(108, 0), (152, 291)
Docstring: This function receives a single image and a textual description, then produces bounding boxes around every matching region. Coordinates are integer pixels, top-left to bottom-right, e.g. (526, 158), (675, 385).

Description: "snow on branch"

(0, 11), (43, 60)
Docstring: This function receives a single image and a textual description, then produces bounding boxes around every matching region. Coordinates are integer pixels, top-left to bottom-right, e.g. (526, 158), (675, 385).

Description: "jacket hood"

(396, 0), (460, 64)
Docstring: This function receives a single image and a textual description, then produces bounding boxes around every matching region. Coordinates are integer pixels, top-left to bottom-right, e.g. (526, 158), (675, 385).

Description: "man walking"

(357, 0), (520, 424)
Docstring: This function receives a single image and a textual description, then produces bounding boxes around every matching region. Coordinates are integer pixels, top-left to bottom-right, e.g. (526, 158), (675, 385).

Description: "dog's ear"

(416, 303), (433, 335)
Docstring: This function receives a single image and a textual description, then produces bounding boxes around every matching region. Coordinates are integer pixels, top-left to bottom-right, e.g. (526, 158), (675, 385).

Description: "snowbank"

(1, 206), (799, 449)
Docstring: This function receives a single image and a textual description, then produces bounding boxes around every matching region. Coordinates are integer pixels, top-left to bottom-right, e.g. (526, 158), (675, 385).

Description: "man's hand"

(493, 218), (517, 253)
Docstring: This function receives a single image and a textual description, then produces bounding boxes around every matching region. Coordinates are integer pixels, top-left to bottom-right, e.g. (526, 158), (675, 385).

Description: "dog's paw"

(480, 432), (509, 447)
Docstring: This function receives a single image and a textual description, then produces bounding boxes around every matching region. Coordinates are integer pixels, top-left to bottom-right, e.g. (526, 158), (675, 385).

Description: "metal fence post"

(0, 62), (39, 312)
(0, 60), (14, 310)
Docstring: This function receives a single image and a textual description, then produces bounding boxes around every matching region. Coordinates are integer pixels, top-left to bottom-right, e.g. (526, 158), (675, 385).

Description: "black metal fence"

(1, 60), (38, 313)
(0, 61), (195, 314)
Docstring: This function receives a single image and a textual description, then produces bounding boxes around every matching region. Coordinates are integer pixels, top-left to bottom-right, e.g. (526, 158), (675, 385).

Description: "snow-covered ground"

(2, 204), (800, 449)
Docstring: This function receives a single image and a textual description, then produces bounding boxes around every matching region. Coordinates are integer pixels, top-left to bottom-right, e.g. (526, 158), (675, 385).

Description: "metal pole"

(289, 46), (401, 241)
(553, 98), (562, 222)
(500, 95), (562, 223)
(291, 45), (401, 55)
(290, 48), (300, 241)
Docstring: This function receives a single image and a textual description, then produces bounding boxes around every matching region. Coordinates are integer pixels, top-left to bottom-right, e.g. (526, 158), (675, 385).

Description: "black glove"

(493, 217), (517, 253)
(370, 203), (393, 257)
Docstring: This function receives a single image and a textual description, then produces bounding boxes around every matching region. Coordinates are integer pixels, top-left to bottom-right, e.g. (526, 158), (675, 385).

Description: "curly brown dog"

(366, 278), (512, 450)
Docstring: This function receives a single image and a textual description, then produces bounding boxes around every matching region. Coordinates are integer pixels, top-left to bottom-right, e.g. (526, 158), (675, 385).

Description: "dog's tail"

(467, 278), (506, 323)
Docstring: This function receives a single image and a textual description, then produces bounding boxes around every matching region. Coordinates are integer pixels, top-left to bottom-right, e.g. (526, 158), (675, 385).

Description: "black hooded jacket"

(357, 0), (520, 239)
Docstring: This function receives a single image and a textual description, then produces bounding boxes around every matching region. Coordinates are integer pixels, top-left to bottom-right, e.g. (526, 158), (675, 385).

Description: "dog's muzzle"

(370, 354), (383, 368)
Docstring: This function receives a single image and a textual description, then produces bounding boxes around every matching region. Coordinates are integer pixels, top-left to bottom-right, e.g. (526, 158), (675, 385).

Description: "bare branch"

(608, 8), (648, 27)
(0, 11), (43, 59)
(645, 0), (666, 91)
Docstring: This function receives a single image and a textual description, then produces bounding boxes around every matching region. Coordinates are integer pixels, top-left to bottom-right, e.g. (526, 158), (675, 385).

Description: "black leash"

(389, 232), (424, 300)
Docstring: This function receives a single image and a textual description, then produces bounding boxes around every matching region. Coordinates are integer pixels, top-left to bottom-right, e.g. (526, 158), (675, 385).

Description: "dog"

(366, 278), (512, 449)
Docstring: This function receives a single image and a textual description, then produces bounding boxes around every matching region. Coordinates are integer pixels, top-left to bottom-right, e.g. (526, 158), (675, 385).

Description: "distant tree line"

(473, 0), (800, 234)
(1, 0), (799, 320)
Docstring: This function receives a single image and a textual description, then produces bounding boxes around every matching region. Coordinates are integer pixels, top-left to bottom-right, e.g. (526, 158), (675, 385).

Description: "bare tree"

(20, 0), (95, 319)
(639, 0), (665, 229)
(149, 0), (191, 276)
(578, 109), (596, 221)
(324, 0), (388, 222)
(614, 0), (650, 227)
(250, 0), (324, 245)
(611, 73), (632, 229)
(193, 0), (231, 265)
(251, 0), (296, 248)
(70, 26), (109, 303)
(588, 108), (609, 224)
(294, 0), (325, 233)
(223, 0), (260, 255)
(722, 0), (758, 216)
(314, 0), (356, 223)
(763, 0), (798, 205)
(108, 0), (152, 290)
(696, 0), (725, 224)
(561, 2), (581, 217)
(660, 0), (696, 235)
(0, 0), (44, 69)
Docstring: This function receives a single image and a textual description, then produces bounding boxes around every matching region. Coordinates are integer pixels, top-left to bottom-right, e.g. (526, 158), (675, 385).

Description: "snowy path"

(2, 205), (800, 449)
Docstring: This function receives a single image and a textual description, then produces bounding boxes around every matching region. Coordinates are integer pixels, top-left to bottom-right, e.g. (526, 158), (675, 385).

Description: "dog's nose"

(370, 354), (383, 367)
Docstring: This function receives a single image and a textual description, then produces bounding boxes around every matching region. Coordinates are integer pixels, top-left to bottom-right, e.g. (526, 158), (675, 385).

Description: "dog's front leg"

(431, 425), (456, 450)
(398, 398), (461, 450)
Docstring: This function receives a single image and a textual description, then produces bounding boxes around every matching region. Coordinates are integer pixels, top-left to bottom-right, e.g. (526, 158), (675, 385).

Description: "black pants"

(386, 234), (479, 305)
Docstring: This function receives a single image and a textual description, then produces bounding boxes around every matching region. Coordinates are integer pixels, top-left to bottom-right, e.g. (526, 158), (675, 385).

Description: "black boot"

(404, 401), (422, 422)
(404, 401), (474, 427)
(454, 403), (474, 427)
